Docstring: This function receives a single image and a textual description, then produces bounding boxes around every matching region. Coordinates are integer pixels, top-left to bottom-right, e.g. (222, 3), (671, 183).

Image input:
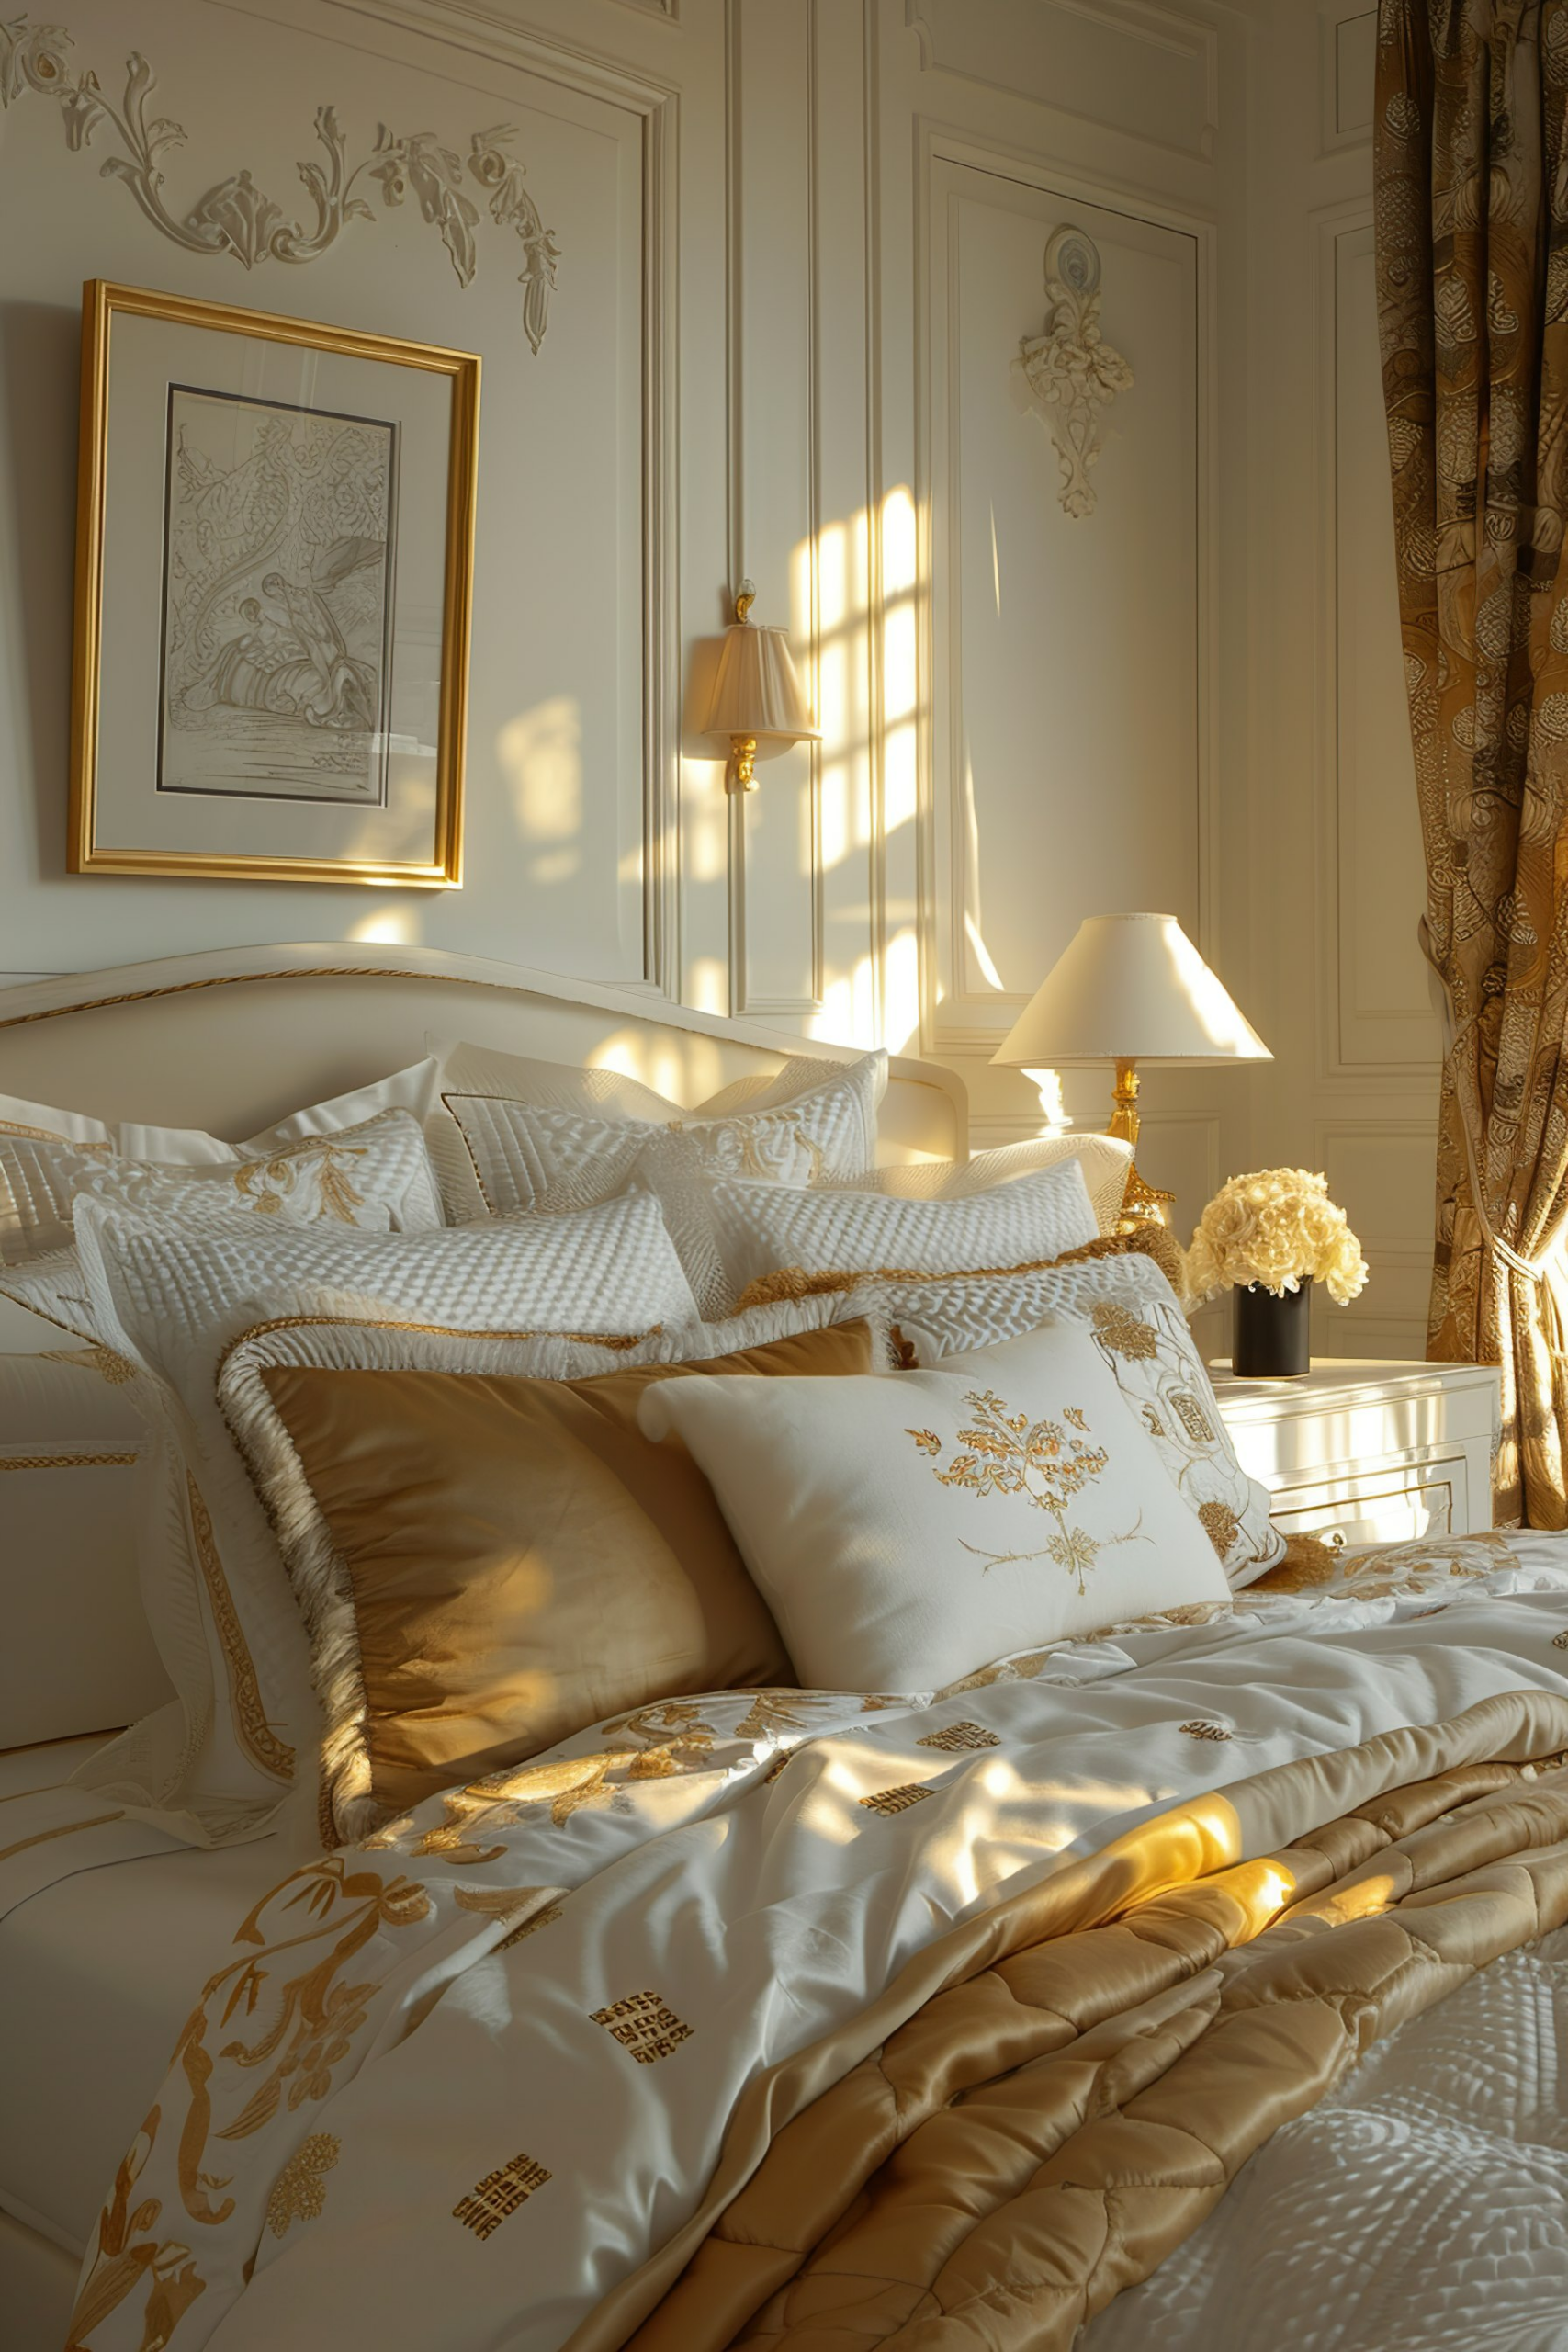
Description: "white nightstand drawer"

(1265, 1462), (1462, 1549)
(1211, 1357), (1500, 1540)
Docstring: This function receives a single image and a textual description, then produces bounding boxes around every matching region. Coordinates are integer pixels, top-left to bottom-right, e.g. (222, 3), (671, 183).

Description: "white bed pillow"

(0, 1349), (170, 1747)
(708, 1157), (1100, 1304)
(65, 1191), (700, 1848)
(823, 1134), (1133, 1237)
(434, 1043), (886, 1221)
(640, 1318), (1231, 1691)
(0, 1061), (446, 1345)
(868, 1252), (1285, 1590)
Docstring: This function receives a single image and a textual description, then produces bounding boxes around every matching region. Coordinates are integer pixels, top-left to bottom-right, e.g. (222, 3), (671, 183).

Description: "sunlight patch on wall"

(683, 761), (728, 885)
(964, 908), (1006, 994)
(884, 927), (920, 1053)
(498, 696), (582, 886)
(688, 957), (729, 1017)
(587, 1028), (728, 1105)
(783, 485), (924, 1047)
(1025, 1068), (1068, 1128)
(348, 908), (418, 945)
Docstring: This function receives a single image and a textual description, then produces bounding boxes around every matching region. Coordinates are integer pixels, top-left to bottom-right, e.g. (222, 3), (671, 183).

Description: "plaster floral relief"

(1016, 224), (1133, 518)
(0, 13), (560, 351)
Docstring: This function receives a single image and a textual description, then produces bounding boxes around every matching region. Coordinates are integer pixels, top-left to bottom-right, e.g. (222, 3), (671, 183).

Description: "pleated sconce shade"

(704, 623), (819, 743)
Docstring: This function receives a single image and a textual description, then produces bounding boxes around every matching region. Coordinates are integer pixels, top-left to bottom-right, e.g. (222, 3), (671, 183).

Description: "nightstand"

(1209, 1358), (1501, 1546)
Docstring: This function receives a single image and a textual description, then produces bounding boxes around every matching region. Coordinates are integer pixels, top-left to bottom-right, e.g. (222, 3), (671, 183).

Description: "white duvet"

(40, 1534), (1568, 2352)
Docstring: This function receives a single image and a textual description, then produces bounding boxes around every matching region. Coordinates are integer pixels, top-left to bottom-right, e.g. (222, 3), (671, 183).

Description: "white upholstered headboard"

(0, 941), (966, 1349)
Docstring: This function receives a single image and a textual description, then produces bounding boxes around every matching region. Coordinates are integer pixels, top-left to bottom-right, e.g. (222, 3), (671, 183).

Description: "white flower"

(1185, 1168), (1369, 1307)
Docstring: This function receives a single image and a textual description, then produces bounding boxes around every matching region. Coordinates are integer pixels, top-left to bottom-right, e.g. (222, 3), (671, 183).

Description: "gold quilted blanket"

(614, 1693), (1568, 2351)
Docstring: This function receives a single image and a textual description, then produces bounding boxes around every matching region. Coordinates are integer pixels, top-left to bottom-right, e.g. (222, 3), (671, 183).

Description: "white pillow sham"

(434, 1042), (886, 1224)
(708, 1156), (1100, 1303)
(0, 1108), (446, 1345)
(822, 1133), (1133, 1237)
(869, 1252), (1286, 1589)
(0, 1061), (446, 1345)
(0, 1054), (438, 1236)
(66, 1191), (701, 1848)
(640, 1318), (1231, 1690)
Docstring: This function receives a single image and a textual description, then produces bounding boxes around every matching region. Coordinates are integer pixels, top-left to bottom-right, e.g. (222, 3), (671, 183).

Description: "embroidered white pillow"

(0, 1062), (445, 1345)
(436, 1045), (886, 1224)
(822, 1135), (1133, 1237)
(638, 1318), (1230, 1690)
(708, 1157), (1100, 1304)
(868, 1253), (1285, 1589)
(66, 1191), (700, 1848)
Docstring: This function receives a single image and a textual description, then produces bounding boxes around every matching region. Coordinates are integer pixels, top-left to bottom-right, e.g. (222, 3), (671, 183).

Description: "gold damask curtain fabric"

(1375, 0), (1568, 1524)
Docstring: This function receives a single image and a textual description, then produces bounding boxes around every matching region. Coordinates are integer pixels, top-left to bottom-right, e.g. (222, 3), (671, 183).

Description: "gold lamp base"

(1107, 1057), (1176, 1234)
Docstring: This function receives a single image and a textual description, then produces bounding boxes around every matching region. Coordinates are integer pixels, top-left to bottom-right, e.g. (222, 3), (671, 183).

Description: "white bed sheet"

(0, 1736), (312, 2259)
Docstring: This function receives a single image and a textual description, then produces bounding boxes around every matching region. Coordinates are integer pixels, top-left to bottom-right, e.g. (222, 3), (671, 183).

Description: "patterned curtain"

(1374, 0), (1568, 1525)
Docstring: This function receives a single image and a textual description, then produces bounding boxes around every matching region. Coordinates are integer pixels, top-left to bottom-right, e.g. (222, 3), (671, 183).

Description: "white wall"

(0, 0), (1434, 1352)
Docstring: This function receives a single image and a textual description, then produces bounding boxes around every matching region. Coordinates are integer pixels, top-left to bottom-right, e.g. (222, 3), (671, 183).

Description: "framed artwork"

(69, 279), (479, 887)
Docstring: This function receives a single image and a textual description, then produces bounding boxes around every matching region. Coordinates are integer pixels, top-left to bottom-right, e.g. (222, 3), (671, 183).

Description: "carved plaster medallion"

(1016, 226), (1133, 518)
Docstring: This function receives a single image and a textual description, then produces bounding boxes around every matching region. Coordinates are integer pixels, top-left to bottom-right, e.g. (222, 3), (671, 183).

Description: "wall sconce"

(702, 578), (818, 792)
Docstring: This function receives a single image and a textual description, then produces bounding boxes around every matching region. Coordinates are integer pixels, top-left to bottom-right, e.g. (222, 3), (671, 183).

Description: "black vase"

(1232, 1279), (1312, 1378)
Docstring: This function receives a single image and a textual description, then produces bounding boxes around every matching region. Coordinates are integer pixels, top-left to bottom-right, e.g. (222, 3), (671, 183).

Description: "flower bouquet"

(1185, 1168), (1369, 1376)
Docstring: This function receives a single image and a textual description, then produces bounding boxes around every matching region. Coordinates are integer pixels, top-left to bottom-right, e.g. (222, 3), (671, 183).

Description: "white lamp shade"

(993, 913), (1271, 1068)
(703, 622), (819, 741)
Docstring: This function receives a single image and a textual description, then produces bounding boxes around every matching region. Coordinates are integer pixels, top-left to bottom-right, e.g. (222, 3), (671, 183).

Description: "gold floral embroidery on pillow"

(1088, 1300), (1158, 1361)
(233, 1138), (369, 1223)
(907, 1390), (1135, 1594)
(1198, 1500), (1240, 1558)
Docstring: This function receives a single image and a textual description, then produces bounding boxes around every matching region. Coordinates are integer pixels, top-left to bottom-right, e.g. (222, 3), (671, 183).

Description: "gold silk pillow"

(234, 1311), (878, 1836)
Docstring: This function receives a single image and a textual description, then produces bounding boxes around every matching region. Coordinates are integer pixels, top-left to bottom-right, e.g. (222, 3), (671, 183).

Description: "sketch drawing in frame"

(160, 386), (399, 807)
(72, 280), (479, 887)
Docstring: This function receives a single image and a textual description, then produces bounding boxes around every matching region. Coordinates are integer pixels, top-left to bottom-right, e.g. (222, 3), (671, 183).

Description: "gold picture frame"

(70, 279), (479, 887)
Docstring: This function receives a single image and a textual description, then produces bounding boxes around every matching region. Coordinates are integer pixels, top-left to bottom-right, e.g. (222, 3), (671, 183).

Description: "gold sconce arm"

(729, 734), (760, 793)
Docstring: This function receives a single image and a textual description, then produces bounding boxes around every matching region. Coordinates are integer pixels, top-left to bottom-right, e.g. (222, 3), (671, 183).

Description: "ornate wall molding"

(1015, 226), (1133, 518)
(0, 13), (560, 350)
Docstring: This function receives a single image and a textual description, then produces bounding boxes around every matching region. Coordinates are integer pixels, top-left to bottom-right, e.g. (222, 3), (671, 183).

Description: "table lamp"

(703, 579), (819, 791)
(992, 912), (1271, 1227)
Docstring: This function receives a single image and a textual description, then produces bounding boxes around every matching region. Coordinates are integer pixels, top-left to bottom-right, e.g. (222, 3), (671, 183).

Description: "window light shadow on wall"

(497, 695), (583, 887)
(588, 1026), (731, 1106)
(786, 485), (923, 1055)
(349, 907), (423, 945)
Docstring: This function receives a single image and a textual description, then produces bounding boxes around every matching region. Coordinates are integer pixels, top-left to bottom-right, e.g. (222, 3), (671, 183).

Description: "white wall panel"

(925, 157), (1202, 1053)
(729, 0), (819, 1017)
(906, 0), (1219, 163)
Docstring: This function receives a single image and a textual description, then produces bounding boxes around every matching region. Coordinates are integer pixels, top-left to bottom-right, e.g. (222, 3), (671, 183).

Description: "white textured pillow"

(435, 1045), (886, 1223)
(823, 1134), (1133, 1237)
(65, 1192), (699, 1848)
(640, 1319), (1230, 1690)
(0, 1349), (170, 1747)
(0, 1063), (445, 1346)
(709, 1157), (1100, 1302)
(863, 1253), (1285, 1590)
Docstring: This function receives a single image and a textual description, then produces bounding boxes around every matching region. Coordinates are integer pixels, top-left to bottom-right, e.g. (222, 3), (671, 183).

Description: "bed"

(2, 944), (1565, 2352)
